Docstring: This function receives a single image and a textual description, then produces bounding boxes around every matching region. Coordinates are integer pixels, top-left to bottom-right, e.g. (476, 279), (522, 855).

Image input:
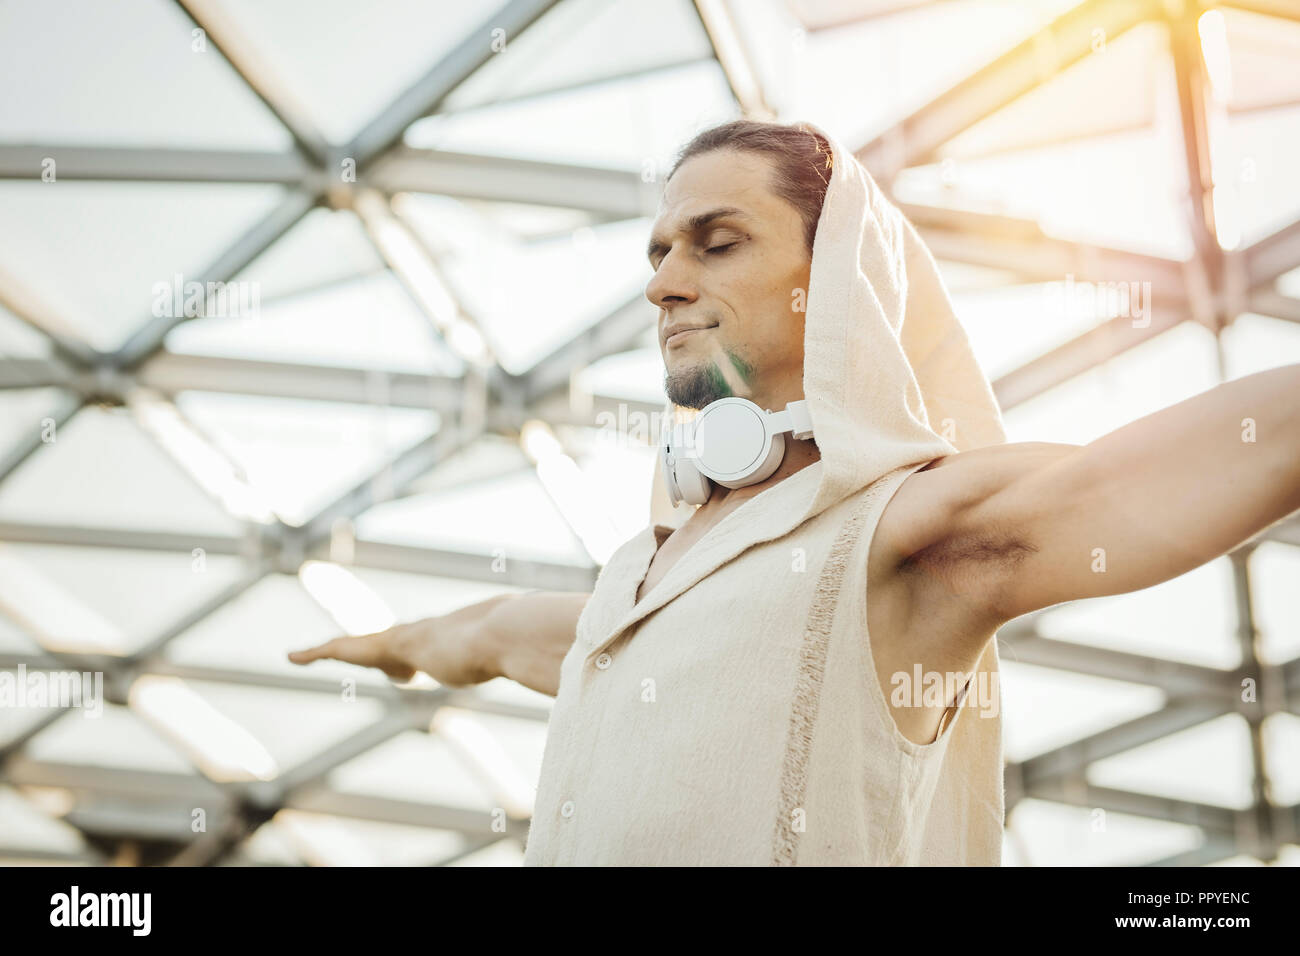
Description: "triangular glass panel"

(0, 0), (291, 148)
(0, 405), (246, 536)
(0, 182), (288, 352)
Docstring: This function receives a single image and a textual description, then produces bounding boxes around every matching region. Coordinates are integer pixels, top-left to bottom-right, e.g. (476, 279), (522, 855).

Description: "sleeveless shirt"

(521, 459), (1004, 865)
(521, 118), (1009, 865)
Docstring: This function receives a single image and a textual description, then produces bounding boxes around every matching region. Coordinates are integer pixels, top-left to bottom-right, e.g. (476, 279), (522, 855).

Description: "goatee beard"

(664, 361), (733, 410)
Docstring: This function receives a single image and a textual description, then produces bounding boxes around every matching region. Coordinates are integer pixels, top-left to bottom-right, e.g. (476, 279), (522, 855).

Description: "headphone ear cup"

(659, 442), (682, 508)
(676, 461), (712, 505)
(661, 423), (712, 507)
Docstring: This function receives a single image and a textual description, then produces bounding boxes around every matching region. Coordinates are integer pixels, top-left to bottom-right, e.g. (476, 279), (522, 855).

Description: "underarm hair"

(897, 525), (1038, 585)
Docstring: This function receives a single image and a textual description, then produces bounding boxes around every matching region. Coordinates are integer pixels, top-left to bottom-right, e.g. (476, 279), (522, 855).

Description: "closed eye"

(648, 238), (740, 271)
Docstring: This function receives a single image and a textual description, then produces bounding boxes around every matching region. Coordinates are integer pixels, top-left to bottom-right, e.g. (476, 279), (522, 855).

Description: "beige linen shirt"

(522, 118), (1009, 865)
(522, 460), (1004, 865)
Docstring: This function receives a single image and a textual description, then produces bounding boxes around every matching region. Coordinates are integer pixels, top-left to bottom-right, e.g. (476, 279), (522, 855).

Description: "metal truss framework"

(0, 0), (1298, 865)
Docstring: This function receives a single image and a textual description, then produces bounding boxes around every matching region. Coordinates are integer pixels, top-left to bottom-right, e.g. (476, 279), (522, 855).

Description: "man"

(290, 120), (1300, 865)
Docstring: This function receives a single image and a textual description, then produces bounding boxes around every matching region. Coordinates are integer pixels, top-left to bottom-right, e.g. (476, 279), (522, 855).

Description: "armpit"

(897, 524), (1038, 603)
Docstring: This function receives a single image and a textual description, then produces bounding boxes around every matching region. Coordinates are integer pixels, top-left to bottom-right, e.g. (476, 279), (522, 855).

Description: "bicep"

(883, 443), (1079, 630)
(901, 369), (1300, 629)
(966, 380), (1299, 622)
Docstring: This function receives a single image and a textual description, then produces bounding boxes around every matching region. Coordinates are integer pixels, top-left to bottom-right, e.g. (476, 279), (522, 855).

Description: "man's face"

(645, 149), (812, 410)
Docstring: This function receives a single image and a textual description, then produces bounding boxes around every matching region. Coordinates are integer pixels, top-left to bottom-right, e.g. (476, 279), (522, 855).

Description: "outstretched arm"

(288, 590), (590, 697)
(900, 363), (1300, 628)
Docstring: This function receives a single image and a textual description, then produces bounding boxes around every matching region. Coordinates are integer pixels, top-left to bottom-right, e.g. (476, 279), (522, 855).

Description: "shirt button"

(560, 800), (575, 818)
(595, 653), (612, 670)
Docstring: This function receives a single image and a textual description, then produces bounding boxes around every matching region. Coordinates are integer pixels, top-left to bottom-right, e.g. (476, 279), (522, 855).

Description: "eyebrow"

(646, 206), (751, 265)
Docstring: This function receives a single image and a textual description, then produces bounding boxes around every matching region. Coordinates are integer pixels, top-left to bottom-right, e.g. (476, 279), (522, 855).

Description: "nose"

(644, 247), (699, 312)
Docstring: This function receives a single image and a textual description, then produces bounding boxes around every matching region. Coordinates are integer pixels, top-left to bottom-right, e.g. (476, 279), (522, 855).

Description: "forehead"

(652, 149), (781, 232)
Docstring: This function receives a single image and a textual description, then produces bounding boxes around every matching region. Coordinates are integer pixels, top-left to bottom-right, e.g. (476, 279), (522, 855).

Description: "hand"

(288, 613), (497, 688)
(288, 624), (418, 682)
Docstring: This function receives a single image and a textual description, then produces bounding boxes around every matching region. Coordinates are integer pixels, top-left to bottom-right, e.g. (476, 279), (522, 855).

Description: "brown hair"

(666, 120), (833, 256)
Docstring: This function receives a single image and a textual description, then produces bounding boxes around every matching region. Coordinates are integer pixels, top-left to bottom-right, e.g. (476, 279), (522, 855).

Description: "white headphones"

(660, 397), (815, 507)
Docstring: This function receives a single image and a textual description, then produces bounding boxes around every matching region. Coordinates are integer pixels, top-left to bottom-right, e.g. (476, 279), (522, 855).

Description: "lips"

(664, 325), (716, 347)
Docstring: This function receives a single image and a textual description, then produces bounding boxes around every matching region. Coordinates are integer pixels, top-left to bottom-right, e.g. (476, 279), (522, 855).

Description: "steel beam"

(991, 308), (1190, 411)
(127, 563), (271, 664)
(998, 620), (1239, 699)
(0, 390), (84, 486)
(333, 539), (597, 591)
(1023, 779), (1239, 835)
(0, 521), (253, 556)
(1247, 290), (1300, 325)
(0, 357), (75, 390)
(0, 265), (100, 369)
(447, 55), (715, 114)
(0, 844), (107, 864)
(691, 0), (776, 119)
(1, 754), (529, 842)
(262, 710), (418, 802)
(0, 517), (595, 596)
(138, 352), (466, 412)
(165, 810), (266, 866)
(0, 702), (73, 762)
(0, 144), (311, 185)
(1168, 8), (1226, 318)
(524, 389), (666, 435)
(522, 292), (658, 402)
(0, 651), (552, 722)
(922, 95), (1300, 165)
(135, 659), (552, 723)
(292, 421), (481, 551)
(346, 0), (564, 165)
(352, 188), (497, 369)
(63, 795), (232, 842)
(1228, 549), (1283, 859)
(1145, 836), (1239, 866)
(3, 755), (230, 804)
(367, 147), (655, 218)
(172, 0), (331, 165)
(901, 202), (1192, 304)
(2, 756), (528, 853)
(1, 717), (537, 853)
(1243, 218), (1300, 290)
(1015, 699), (1229, 790)
(855, 0), (1158, 178)
(287, 788), (531, 841)
(111, 189), (320, 370)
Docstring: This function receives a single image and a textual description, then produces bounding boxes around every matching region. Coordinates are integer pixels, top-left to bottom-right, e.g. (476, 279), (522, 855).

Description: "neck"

(700, 434), (821, 511)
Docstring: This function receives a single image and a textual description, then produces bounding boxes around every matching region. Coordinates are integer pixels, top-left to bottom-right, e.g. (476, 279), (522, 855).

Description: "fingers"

(287, 644), (325, 664)
(288, 632), (388, 668)
(288, 628), (417, 682)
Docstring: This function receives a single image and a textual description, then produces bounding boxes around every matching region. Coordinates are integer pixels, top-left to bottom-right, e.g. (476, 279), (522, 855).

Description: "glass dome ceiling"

(1, 0), (1298, 866)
